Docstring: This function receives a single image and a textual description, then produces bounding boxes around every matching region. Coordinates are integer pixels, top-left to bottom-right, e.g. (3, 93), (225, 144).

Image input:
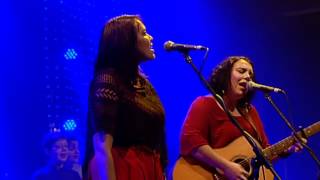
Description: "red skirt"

(89, 146), (165, 180)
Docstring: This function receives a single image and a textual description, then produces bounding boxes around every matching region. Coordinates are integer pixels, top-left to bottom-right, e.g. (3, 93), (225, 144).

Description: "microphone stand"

(264, 93), (320, 169)
(181, 52), (281, 180)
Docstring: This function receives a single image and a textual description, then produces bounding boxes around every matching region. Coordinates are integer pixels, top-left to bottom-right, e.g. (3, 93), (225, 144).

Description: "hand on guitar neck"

(278, 135), (307, 158)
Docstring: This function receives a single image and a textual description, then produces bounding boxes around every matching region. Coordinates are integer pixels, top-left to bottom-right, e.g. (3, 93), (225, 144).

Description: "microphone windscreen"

(164, 41), (174, 50)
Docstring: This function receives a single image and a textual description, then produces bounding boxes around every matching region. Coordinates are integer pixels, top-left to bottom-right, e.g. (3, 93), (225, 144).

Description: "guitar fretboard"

(263, 121), (320, 160)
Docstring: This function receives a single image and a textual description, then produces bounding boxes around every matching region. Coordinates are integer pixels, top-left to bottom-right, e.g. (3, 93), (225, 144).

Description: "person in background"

(65, 135), (82, 179)
(32, 132), (81, 180)
(83, 14), (167, 180)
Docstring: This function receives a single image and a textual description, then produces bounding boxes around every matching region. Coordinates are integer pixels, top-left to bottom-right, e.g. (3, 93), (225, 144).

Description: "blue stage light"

(64, 48), (78, 60)
(63, 119), (77, 131)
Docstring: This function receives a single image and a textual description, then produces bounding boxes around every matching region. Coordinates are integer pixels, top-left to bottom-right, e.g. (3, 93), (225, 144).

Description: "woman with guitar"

(177, 56), (302, 180)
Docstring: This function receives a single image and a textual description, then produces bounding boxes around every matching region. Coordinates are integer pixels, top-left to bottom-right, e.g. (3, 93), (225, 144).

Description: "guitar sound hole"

(233, 158), (251, 173)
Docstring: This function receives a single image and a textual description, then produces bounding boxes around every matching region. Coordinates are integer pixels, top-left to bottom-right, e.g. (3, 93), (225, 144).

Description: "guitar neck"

(263, 121), (320, 160)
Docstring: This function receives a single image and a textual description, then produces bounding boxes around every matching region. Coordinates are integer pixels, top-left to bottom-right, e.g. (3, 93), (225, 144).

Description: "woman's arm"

(91, 133), (116, 180)
(192, 145), (249, 180)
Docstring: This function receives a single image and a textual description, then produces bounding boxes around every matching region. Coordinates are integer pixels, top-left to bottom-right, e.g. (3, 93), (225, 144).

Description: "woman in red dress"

(180, 56), (302, 180)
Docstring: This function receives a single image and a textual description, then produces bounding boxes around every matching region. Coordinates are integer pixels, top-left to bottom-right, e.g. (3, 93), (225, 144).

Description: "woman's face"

(227, 59), (253, 100)
(134, 19), (155, 61)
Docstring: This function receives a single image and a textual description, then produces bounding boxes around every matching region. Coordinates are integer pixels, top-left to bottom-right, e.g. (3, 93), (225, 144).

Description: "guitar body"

(172, 136), (274, 180)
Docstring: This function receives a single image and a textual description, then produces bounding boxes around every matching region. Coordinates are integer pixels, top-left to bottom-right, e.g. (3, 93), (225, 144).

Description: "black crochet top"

(84, 68), (167, 172)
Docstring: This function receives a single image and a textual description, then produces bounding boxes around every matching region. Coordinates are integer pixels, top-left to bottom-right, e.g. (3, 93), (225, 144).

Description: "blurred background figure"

(66, 134), (82, 179)
(32, 132), (81, 180)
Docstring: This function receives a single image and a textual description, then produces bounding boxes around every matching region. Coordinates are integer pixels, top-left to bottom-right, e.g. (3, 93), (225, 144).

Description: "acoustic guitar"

(172, 121), (320, 180)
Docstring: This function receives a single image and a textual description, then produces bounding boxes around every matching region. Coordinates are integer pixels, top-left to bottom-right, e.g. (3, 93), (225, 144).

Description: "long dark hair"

(208, 56), (256, 111)
(94, 14), (142, 78)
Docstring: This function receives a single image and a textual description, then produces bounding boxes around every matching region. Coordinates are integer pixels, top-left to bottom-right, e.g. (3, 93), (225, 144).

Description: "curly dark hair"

(94, 14), (142, 77)
(208, 56), (256, 111)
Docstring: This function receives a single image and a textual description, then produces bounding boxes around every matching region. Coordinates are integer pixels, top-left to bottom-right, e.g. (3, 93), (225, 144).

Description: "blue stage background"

(1, 0), (319, 179)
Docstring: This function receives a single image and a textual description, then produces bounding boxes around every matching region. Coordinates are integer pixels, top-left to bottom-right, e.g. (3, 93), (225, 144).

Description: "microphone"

(248, 81), (285, 93)
(164, 40), (208, 51)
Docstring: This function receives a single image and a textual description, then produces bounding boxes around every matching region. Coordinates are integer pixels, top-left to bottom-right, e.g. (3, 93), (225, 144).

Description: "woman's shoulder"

(192, 94), (219, 107)
(94, 68), (119, 85)
(90, 69), (123, 100)
(197, 94), (218, 102)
